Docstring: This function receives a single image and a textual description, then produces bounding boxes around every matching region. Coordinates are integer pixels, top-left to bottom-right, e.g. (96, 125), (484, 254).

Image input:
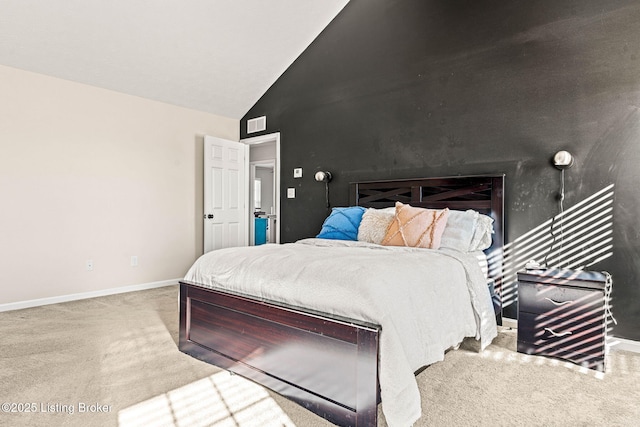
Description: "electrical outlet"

(86, 260), (93, 271)
(131, 256), (138, 267)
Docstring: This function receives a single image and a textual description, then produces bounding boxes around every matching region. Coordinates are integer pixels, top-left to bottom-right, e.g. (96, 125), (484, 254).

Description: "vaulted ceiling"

(0, 0), (349, 119)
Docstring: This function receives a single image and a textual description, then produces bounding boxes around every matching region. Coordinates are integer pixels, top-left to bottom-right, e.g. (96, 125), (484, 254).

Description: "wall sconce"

(314, 171), (332, 182)
(315, 171), (332, 210)
(546, 150), (575, 267)
(553, 150), (574, 169)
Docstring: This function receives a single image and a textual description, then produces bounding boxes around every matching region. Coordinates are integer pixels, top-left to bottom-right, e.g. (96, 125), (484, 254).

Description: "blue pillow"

(316, 206), (366, 240)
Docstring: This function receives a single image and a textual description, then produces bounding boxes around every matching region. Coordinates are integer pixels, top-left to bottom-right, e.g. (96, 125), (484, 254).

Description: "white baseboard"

(608, 336), (640, 354)
(0, 279), (180, 313)
(500, 317), (640, 354)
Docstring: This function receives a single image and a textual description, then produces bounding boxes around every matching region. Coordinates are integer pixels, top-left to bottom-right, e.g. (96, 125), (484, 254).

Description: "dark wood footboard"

(179, 281), (380, 427)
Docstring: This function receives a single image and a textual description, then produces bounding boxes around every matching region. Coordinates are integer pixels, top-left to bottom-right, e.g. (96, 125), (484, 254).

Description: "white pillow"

(357, 207), (395, 244)
(440, 210), (495, 252)
(439, 209), (478, 252)
(470, 213), (494, 251)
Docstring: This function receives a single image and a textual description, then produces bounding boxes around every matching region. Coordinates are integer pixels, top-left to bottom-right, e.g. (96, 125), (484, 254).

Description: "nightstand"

(517, 269), (609, 372)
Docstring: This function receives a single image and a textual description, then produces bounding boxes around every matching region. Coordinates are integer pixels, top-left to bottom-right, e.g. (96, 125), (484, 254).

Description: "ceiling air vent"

(247, 116), (267, 134)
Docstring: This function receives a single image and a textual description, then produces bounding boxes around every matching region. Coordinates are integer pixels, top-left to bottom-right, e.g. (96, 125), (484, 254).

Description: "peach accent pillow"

(382, 202), (449, 249)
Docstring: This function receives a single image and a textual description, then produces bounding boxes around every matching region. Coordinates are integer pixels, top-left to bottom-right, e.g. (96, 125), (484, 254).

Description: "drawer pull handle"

(544, 297), (572, 306)
(544, 327), (572, 338)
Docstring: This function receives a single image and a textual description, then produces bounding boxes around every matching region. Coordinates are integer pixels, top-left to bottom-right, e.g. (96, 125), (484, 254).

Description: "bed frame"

(179, 174), (504, 427)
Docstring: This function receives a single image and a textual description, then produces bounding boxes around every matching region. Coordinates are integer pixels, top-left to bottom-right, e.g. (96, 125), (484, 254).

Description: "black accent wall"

(241, 0), (640, 341)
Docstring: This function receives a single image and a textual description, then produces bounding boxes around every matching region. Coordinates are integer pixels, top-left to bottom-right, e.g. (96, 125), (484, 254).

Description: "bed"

(179, 175), (505, 427)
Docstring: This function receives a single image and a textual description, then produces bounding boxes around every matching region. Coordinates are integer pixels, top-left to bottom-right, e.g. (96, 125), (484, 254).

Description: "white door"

(203, 135), (248, 253)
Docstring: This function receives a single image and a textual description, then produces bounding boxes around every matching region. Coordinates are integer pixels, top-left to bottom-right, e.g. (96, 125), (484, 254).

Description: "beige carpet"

(1, 285), (638, 427)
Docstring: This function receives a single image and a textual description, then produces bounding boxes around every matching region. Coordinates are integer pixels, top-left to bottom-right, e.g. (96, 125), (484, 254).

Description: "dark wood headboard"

(350, 174), (505, 287)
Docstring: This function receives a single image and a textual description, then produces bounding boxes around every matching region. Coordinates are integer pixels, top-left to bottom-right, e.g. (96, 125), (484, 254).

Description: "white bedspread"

(184, 238), (497, 426)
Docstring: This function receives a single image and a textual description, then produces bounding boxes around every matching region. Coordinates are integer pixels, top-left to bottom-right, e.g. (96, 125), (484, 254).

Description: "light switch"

(293, 168), (303, 178)
(287, 188), (296, 198)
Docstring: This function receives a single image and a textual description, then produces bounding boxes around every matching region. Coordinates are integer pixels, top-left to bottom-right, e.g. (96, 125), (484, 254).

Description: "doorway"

(242, 132), (280, 245)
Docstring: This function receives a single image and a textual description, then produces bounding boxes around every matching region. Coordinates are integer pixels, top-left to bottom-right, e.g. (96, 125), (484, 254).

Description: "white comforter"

(184, 238), (497, 426)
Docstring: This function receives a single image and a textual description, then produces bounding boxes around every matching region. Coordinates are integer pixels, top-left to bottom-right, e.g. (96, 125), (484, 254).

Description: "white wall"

(0, 65), (239, 305)
(255, 166), (275, 215)
(249, 141), (276, 162)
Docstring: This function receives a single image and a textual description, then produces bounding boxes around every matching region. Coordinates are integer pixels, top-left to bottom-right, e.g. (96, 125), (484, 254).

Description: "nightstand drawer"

(517, 312), (606, 355)
(518, 282), (604, 315)
(517, 340), (605, 371)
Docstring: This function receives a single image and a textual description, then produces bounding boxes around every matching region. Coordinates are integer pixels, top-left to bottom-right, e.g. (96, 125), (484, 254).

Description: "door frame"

(250, 160), (276, 245)
(242, 132), (281, 244)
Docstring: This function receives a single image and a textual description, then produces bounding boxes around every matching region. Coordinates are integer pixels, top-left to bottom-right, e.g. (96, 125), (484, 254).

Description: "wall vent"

(247, 116), (267, 133)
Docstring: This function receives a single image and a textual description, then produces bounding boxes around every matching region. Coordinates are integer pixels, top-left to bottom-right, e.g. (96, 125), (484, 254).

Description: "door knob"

(204, 214), (214, 219)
